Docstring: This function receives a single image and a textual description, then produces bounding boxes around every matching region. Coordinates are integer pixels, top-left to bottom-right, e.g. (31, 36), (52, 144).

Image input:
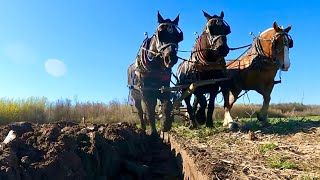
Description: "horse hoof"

(260, 121), (270, 127)
(228, 122), (239, 130)
(206, 122), (214, 128)
(196, 118), (206, 125)
(161, 121), (173, 132)
(188, 123), (197, 130)
(141, 126), (146, 131)
(195, 111), (206, 125)
(150, 132), (159, 140)
(161, 126), (171, 132)
(257, 113), (267, 122)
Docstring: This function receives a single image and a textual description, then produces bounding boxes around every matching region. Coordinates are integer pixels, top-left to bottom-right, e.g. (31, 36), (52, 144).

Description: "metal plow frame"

(160, 77), (230, 108)
(129, 77), (230, 122)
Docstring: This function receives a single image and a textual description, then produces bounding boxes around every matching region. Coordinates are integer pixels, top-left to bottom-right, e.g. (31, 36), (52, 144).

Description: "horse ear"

(273, 21), (280, 32)
(157, 11), (164, 23)
(202, 10), (212, 21)
(220, 11), (224, 19)
(172, 14), (180, 25)
(284, 25), (292, 33)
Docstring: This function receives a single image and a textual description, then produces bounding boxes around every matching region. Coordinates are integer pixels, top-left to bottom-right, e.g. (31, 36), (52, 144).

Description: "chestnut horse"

(127, 12), (183, 135)
(223, 22), (293, 127)
(176, 10), (231, 129)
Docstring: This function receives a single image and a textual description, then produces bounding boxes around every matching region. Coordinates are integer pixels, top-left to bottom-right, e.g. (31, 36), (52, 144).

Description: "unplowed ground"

(0, 122), (182, 180)
(171, 117), (320, 179)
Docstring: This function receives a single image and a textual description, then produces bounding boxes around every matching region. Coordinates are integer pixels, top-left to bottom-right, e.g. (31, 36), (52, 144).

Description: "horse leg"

(185, 95), (197, 129)
(195, 94), (207, 125)
(135, 99), (146, 131)
(223, 88), (241, 127)
(257, 87), (273, 125)
(159, 92), (174, 132)
(206, 91), (217, 128)
(143, 92), (158, 136)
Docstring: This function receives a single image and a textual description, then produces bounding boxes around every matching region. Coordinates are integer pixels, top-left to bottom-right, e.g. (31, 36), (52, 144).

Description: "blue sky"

(0, 0), (318, 105)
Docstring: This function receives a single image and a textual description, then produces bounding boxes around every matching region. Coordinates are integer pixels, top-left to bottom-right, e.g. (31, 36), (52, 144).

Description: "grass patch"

(239, 117), (320, 134)
(259, 143), (278, 153)
(266, 155), (298, 169)
(172, 123), (225, 139)
(301, 176), (320, 180)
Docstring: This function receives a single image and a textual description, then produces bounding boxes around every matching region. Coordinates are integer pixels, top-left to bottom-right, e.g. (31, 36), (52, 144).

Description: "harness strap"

(193, 34), (226, 69)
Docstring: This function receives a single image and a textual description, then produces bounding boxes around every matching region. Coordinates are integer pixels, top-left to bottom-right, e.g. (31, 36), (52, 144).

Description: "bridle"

(254, 31), (292, 66)
(194, 18), (230, 66)
(204, 18), (231, 49)
(143, 22), (183, 61)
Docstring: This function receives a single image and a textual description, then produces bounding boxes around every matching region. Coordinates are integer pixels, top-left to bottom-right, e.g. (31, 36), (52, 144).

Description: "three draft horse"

(128, 12), (183, 135)
(176, 10), (231, 129)
(223, 22), (294, 127)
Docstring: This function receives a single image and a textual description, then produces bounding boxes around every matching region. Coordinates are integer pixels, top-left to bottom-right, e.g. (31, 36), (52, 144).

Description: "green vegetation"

(301, 176), (320, 180)
(266, 155), (298, 169)
(214, 103), (320, 120)
(259, 143), (278, 153)
(240, 116), (320, 134)
(172, 125), (225, 139)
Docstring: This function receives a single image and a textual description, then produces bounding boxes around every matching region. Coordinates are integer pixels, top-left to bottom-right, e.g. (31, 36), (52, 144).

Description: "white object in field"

(3, 130), (17, 144)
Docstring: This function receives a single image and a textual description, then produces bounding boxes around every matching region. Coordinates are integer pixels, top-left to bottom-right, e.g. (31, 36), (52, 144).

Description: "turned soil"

(0, 122), (182, 180)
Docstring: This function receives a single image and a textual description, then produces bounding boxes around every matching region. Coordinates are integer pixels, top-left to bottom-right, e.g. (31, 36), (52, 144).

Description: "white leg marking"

(223, 111), (233, 127)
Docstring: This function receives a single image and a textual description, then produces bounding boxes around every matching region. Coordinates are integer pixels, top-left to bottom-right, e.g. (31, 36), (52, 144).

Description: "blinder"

(206, 18), (231, 36)
(157, 23), (184, 43)
(273, 32), (293, 48)
(177, 31), (184, 42)
(288, 36), (293, 48)
(282, 33), (293, 48)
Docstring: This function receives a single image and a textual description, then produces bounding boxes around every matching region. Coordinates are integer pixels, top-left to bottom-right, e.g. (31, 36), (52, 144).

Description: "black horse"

(128, 11), (183, 135)
(176, 10), (231, 129)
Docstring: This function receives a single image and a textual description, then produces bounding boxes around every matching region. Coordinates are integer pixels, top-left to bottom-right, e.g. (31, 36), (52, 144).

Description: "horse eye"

(161, 25), (168, 29)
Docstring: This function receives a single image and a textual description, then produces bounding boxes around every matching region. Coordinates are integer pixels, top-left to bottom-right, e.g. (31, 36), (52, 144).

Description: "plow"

(129, 77), (230, 121)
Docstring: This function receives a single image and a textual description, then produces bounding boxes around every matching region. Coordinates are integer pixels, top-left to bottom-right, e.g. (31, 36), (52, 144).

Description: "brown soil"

(1, 120), (319, 180)
(171, 122), (320, 180)
(0, 122), (182, 180)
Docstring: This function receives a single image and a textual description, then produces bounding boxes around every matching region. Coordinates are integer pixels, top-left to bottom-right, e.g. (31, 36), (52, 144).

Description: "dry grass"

(0, 97), (138, 125)
(0, 97), (319, 125)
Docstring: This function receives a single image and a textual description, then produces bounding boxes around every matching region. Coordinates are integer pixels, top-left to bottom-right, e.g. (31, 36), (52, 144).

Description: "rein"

(177, 44), (252, 66)
(177, 43), (251, 54)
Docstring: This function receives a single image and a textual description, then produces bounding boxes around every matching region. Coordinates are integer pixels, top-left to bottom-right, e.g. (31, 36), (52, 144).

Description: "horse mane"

(260, 28), (273, 36)
(226, 27), (279, 70)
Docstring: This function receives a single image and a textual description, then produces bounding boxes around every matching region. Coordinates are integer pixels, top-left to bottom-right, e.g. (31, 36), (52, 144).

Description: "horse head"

(201, 10), (231, 57)
(148, 11), (183, 68)
(257, 22), (293, 71)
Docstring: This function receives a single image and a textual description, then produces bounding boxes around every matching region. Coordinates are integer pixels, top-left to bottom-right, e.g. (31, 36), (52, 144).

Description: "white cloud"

(44, 59), (67, 77)
(4, 43), (36, 64)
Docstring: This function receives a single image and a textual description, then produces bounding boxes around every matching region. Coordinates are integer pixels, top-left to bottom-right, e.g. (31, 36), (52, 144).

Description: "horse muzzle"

(213, 36), (229, 57)
(163, 56), (177, 68)
(281, 46), (291, 71)
(218, 45), (230, 57)
(281, 63), (290, 71)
